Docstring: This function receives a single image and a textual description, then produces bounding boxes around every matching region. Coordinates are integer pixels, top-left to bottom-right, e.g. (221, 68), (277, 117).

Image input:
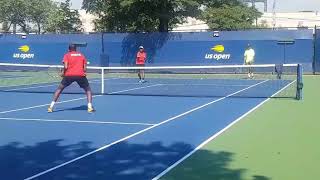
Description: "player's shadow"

(253, 175), (271, 180)
(120, 32), (182, 66)
(54, 105), (88, 112)
(0, 140), (270, 180)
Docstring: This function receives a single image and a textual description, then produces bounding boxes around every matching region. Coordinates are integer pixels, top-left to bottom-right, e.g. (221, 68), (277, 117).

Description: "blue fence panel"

(315, 29), (320, 73)
(0, 34), (102, 65)
(0, 30), (314, 71)
(102, 30), (313, 67)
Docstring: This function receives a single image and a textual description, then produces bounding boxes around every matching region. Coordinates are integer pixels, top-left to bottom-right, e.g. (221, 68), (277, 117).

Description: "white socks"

(88, 103), (93, 109)
(50, 101), (55, 108)
(50, 102), (92, 109)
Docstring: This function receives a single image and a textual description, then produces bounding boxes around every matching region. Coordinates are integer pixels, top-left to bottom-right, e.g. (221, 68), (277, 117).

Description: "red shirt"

(136, 51), (147, 65)
(63, 51), (87, 77)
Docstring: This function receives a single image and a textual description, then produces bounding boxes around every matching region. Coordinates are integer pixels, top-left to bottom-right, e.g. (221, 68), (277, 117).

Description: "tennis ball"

(211, 45), (225, 53)
(87, 62), (90, 65)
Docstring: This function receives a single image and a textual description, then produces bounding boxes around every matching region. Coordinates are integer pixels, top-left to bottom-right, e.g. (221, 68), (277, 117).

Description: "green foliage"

(0, 0), (30, 33)
(199, 0), (243, 7)
(0, 0), (82, 33)
(201, 4), (262, 30)
(82, 0), (202, 32)
(0, 0), (262, 33)
(83, 0), (261, 32)
(83, 0), (157, 32)
(45, 0), (83, 33)
(27, 0), (56, 33)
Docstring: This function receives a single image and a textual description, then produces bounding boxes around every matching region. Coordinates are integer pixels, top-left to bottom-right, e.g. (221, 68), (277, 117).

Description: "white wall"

(258, 12), (320, 28)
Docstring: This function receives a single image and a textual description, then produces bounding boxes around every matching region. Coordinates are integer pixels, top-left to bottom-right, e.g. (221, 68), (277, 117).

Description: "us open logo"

(205, 45), (231, 61)
(13, 45), (35, 59)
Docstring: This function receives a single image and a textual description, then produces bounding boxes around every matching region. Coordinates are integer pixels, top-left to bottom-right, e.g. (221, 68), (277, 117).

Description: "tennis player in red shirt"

(136, 46), (147, 83)
(48, 44), (95, 113)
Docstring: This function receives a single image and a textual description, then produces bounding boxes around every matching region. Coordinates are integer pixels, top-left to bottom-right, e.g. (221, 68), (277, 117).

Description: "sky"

(55, 0), (320, 13)
(260, 0), (320, 12)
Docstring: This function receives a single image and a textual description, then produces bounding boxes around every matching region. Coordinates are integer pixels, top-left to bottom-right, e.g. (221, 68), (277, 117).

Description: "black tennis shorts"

(61, 76), (90, 89)
(245, 61), (254, 65)
(136, 64), (145, 67)
(136, 64), (145, 72)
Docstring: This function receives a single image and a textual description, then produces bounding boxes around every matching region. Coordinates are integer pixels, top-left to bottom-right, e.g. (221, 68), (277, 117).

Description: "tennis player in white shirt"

(244, 44), (255, 79)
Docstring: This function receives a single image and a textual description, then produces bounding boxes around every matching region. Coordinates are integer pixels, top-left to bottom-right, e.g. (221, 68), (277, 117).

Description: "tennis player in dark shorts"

(244, 44), (255, 79)
(136, 46), (147, 83)
(48, 44), (95, 113)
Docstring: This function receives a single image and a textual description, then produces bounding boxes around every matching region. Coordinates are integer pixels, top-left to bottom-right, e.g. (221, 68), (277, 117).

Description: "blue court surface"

(0, 77), (293, 180)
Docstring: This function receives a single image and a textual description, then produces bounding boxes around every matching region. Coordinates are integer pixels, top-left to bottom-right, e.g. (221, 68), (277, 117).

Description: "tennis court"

(0, 64), (302, 180)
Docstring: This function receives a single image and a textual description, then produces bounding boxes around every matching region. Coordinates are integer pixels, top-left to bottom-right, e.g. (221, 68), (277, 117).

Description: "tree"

(0, 0), (82, 34)
(0, 0), (60, 33)
(44, 0), (83, 33)
(0, 0), (30, 33)
(82, 0), (202, 32)
(83, 0), (261, 32)
(147, 0), (202, 32)
(200, 3), (262, 31)
(28, 0), (57, 34)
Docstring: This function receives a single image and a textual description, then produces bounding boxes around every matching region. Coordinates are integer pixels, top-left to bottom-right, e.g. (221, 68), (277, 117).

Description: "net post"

(296, 64), (303, 100)
(101, 68), (105, 94)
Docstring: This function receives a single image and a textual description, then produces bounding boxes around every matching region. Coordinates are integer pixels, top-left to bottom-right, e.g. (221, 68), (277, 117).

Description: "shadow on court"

(54, 105), (88, 112)
(0, 140), (269, 180)
(161, 151), (271, 180)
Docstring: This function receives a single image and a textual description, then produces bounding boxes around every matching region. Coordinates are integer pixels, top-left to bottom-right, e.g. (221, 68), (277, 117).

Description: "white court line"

(0, 117), (155, 126)
(4, 84), (57, 91)
(2, 78), (121, 92)
(152, 80), (297, 180)
(108, 84), (162, 95)
(23, 80), (268, 180)
(0, 84), (162, 114)
(152, 83), (248, 87)
(90, 82), (249, 87)
(88, 77), (121, 83)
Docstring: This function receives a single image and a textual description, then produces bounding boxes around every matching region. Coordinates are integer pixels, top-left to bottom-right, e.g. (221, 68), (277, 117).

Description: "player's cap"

(139, 46), (144, 49)
(69, 44), (77, 51)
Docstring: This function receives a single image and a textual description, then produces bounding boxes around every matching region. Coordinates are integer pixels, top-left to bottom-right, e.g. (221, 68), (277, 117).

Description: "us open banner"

(0, 30), (314, 70)
(0, 34), (102, 65)
(103, 30), (313, 67)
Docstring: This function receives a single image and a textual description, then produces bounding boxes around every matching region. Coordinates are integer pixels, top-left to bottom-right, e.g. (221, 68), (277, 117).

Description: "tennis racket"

(47, 66), (63, 81)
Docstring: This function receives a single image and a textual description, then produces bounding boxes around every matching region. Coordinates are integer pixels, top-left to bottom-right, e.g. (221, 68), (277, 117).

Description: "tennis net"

(0, 63), (303, 99)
